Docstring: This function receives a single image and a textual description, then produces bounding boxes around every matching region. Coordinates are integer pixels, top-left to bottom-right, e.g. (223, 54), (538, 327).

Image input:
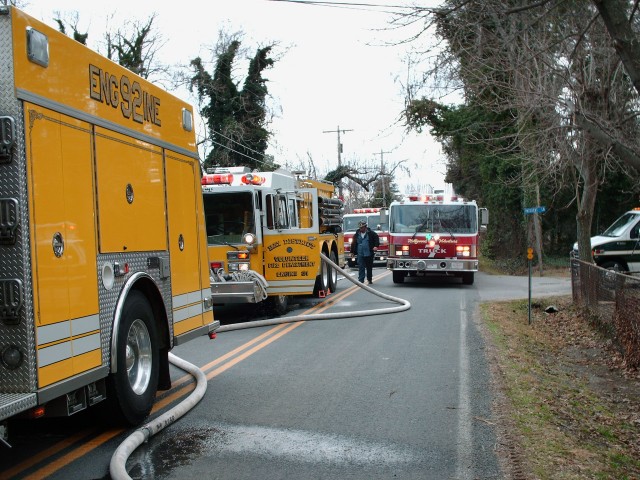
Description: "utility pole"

(323, 125), (353, 198)
(373, 149), (392, 207)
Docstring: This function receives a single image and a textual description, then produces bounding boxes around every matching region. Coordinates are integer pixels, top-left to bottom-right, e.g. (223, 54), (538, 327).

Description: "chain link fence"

(571, 258), (640, 369)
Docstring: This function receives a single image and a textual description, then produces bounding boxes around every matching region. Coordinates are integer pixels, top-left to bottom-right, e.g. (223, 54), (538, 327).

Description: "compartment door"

(25, 104), (100, 387)
(166, 152), (210, 335)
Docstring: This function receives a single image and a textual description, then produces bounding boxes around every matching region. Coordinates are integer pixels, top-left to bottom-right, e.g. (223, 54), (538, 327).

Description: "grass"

(480, 296), (640, 479)
(479, 255), (571, 277)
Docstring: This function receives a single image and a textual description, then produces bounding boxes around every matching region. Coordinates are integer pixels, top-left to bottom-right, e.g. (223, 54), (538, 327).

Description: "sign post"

(527, 247), (534, 324)
(523, 205), (546, 283)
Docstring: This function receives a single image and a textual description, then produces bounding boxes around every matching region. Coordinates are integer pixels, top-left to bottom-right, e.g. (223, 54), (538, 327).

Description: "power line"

(267, 0), (417, 11)
(373, 149), (392, 207)
(323, 125), (353, 197)
(209, 138), (268, 167)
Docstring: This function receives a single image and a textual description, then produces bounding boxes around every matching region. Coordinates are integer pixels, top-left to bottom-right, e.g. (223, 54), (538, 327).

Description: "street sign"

(523, 206), (546, 214)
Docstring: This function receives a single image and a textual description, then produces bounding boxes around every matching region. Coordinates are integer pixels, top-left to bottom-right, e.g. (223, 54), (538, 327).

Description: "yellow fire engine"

(0, 6), (217, 442)
(201, 167), (345, 314)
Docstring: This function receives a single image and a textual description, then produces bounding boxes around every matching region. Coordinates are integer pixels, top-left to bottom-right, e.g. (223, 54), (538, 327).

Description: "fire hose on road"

(110, 253), (411, 480)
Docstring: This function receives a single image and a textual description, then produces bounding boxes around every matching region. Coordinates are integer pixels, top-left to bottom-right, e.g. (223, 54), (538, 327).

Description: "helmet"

(358, 220), (367, 227)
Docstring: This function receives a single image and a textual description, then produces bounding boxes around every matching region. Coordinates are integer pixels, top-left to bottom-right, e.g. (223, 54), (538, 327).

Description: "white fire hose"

(110, 253), (411, 479)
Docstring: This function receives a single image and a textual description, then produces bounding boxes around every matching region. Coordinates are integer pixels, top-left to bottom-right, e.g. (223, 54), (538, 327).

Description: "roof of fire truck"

(201, 167), (337, 198)
(390, 193), (476, 205)
(344, 207), (385, 216)
(201, 167), (296, 190)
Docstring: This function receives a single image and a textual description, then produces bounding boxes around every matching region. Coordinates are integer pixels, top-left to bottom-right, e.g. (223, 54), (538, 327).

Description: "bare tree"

(104, 13), (169, 82)
(400, 0), (640, 264)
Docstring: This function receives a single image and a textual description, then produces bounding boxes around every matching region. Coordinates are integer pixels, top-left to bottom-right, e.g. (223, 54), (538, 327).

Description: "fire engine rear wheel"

(267, 295), (289, 316)
(327, 250), (339, 293)
(314, 252), (330, 296)
(462, 272), (474, 285)
(108, 291), (159, 426)
(392, 271), (405, 284)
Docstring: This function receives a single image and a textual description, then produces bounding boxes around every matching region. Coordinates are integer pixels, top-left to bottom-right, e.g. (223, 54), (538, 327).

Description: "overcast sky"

(23, 0), (448, 193)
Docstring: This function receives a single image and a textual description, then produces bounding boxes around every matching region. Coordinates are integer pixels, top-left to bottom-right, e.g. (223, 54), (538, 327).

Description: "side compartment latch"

(0, 279), (23, 324)
(147, 256), (170, 279)
(0, 198), (19, 245)
(0, 117), (16, 164)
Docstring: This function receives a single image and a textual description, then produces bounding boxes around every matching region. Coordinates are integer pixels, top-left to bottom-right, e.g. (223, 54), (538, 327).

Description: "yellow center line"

(154, 322), (305, 410)
(1, 430), (95, 479)
(205, 321), (304, 380)
(23, 428), (123, 480)
(166, 322), (291, 391)
(6, 272), (387, 478)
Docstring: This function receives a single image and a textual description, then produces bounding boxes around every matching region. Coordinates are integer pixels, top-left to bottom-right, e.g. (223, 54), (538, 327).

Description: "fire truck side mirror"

(479, 208), (489, 227)
(379, 208), (388, 225)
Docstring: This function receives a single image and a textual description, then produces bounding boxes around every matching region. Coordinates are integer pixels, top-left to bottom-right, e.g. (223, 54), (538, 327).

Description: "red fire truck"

(342, 208), (389, 267)
(385, 194), (488, 285)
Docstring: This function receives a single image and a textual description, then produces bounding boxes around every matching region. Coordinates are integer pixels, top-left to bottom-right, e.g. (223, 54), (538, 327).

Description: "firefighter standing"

(352, 220), (380, 284)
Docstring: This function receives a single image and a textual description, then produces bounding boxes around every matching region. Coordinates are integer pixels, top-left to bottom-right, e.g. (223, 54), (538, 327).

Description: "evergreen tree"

(190, 40), (275, 172)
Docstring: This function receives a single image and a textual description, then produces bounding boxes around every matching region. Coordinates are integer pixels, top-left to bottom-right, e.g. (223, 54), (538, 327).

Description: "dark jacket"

(352, 228), (380, 256)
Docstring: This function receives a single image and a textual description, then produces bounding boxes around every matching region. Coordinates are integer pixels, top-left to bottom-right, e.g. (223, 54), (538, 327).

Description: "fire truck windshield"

(203, 191), (255, 244)
(390, 204), (477, 234)
(343, 214), (388, 232)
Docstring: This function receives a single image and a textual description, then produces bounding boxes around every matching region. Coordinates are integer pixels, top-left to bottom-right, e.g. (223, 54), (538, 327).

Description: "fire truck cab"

(342, 208), (389, 267)
(201, 167), (344, 314)
(386, 194), (488, 285)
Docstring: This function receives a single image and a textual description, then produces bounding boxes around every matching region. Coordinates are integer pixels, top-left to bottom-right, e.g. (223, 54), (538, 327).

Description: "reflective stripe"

(72, 333), (100, 356)
(37, 314), (99, 346)
(38, 342), (72, 367)
(268, 286), (314, 294)
(173, 302), (204, 323)
(172, 288), (209, 323)
(37, 332), (101, 367)
(37, 321), (71, 345)
(71, 314), (100, 336)
(173, 289), (204, 308)
(267, 280), (316, 288)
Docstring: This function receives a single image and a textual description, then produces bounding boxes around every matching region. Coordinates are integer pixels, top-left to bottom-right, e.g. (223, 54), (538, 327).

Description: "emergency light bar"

(241, 173), (265, 185)
(353, 208), (381, 213)
(405, 194), (462, 203)
(201, 173), (233, 185)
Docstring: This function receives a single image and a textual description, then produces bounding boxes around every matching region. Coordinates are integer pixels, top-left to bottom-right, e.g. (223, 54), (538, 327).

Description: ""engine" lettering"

(89, 64), (161, 127)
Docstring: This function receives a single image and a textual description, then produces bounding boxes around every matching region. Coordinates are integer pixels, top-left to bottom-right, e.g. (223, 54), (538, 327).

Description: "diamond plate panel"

(0, 8), (37, 394)
(97, 252), (173, 366)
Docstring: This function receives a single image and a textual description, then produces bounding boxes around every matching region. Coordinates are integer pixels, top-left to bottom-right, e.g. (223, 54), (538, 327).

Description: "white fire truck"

(0, 6), (217, 443)
(385, 194), (488, 285)
(342, 208), (389, 267)
(201, 167), (345, 314)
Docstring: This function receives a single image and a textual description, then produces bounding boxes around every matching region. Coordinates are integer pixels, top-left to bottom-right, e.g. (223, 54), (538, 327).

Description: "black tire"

(392, 270), (405, 284)
(267, 294), (289, 316)
(462, 272), (475, 285)
(600, 261), (626, 291)
(327, 250), (339, 293)
(600, 260), (626, 272)
(108, 291), (159, 426)
(314, 251), (330, 296)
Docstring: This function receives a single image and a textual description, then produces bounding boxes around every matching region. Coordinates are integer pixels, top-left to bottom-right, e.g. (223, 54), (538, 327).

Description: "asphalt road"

(0, 268), (572, 480)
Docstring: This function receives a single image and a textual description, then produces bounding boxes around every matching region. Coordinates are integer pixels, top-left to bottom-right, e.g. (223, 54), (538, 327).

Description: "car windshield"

(601, 212), (640, 237)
